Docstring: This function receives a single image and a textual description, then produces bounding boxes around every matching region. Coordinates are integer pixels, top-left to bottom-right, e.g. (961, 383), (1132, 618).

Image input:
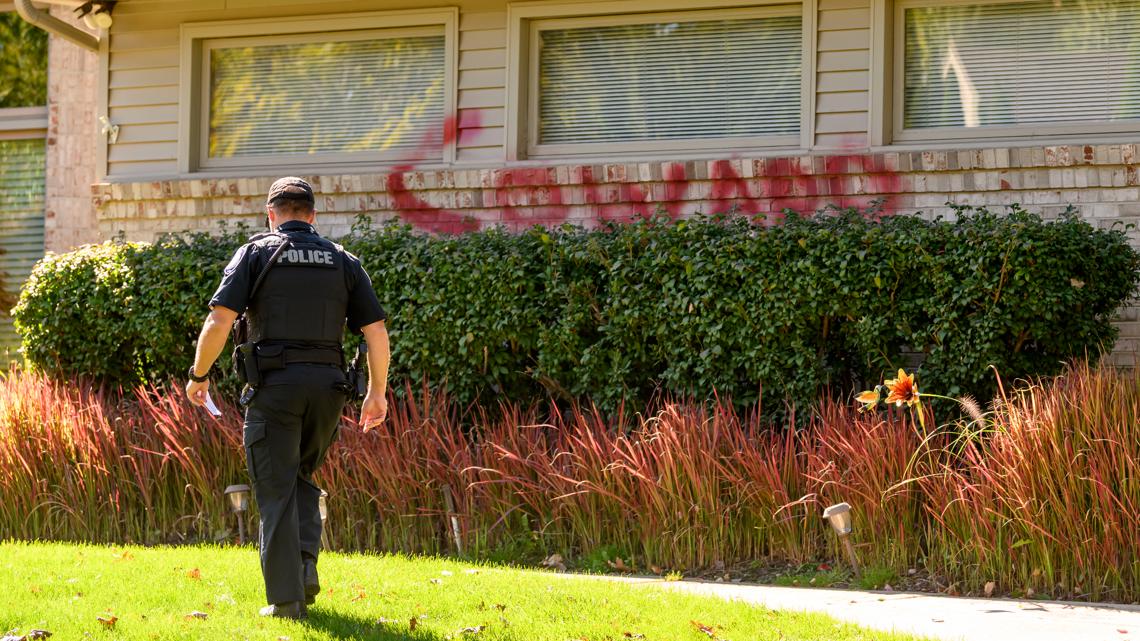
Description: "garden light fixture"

(224, 484), (251, 544)
(823, 502), (861, 577)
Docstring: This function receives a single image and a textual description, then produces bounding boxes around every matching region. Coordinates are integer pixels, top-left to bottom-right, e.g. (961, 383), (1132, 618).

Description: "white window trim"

(178, 8), (459, 174)
(506, 0), (814, 161)
(888, 0), (1140, 145)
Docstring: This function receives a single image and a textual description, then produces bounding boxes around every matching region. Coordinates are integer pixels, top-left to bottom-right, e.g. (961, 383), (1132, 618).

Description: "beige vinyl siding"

(456, 11), (506, 163)
(107, 25), (179, 177)
(814, 0), (870, 148)
(106, 1), (508, 178)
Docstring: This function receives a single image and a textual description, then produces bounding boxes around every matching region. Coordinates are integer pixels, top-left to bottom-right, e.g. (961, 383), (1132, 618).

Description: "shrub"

(13, 205), (1140, 407)
(14, 229), (247, 387)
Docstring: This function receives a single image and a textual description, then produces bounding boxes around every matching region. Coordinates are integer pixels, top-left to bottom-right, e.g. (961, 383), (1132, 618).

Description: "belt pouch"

(254, 343), (287, 373)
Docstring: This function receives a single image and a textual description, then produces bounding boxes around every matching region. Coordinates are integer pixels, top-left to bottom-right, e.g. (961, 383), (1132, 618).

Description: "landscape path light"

(224, 484), (251, 544)
(823, 502), (861, 578)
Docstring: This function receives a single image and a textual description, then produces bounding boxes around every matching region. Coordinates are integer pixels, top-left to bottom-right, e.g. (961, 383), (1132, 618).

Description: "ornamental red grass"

(0, 363), (1136, 601)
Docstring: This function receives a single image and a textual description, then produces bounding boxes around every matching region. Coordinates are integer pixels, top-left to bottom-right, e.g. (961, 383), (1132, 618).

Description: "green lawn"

(0, 542), (926, 640)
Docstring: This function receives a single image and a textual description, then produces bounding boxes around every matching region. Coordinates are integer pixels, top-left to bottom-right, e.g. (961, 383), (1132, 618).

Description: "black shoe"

(303, 558), (320, 605)
(259, 601), (308, 620)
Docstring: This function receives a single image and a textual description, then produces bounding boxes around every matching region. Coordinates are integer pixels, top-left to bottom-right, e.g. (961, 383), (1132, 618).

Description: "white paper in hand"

(204, 391), (223, 418)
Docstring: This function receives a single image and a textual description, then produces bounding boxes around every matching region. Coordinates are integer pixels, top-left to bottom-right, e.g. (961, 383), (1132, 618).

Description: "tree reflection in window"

(0, 13), (48, 109)
(904, 0), (1140, 130)
(208, 34), (445, 160)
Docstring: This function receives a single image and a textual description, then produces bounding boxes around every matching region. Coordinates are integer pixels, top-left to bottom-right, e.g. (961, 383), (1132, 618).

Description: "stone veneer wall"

(93, 142), (1140, 366)
(44, 8), (99, 253)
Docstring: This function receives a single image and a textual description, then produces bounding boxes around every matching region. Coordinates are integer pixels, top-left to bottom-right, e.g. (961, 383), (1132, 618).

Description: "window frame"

(178, 9), (459, 174)
(506, 0), (814, 161)
(891, 0), (1140, 144)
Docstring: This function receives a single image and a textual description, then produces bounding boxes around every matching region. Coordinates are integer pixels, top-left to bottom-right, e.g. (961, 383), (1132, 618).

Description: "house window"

(180, 10), (458, 172)
(204, 29), (445, 166)
(526, 7), (803, 157)
(0, 12), (47, 359)
(896, 0), (1140, 141)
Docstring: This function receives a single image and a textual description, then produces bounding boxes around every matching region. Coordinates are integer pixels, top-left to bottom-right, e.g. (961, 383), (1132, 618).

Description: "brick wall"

(92, 142), (1140, 365)
(44, 9), (99, 253)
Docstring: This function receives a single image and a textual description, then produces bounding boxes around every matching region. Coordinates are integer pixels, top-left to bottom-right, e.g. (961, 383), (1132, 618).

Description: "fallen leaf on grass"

(1, 630), (53, 641)
(607, 557), (631, 572)
(447, 625), (484, 638)
(409, 617), (419, 631)
(430, 578), (443, 585)
(185, 612), (208, 620)
(623, 633), (645, 639)
(113, 550), (134, 562)
(186, 568), (201, 580)
(96, 615), (117, 629)
(692, 620), (717, 637)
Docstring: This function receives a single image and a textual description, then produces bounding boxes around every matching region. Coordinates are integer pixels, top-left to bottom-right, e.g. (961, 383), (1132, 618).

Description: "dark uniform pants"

(242, 364), (347, 605)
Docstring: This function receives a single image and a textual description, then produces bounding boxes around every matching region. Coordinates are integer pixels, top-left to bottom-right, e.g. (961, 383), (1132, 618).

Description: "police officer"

(185, 177), (390, 620)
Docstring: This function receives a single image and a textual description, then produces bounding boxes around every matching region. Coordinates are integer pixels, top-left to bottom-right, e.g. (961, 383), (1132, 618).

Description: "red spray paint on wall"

(381, 114), (904, 233)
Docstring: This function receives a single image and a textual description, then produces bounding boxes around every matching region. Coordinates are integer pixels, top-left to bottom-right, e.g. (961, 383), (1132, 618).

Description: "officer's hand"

(186, 379), (210, 406)
(359, 393), (387, 432)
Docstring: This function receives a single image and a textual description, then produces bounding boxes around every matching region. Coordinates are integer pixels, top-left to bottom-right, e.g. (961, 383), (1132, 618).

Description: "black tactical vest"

(245, 225), (351, 348)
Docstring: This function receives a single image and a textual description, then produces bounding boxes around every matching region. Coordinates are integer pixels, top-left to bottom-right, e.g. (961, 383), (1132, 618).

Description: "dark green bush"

(14, 205), (1140, 408)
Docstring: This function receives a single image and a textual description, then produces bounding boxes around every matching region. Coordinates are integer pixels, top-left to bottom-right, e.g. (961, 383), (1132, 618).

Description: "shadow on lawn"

(305, 607), (449, 640)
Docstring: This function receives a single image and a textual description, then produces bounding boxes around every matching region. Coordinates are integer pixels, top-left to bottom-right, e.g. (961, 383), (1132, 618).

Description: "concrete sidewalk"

(586, 574), (1140, 641)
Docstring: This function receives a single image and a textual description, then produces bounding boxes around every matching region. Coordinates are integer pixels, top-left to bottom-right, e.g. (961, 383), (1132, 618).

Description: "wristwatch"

(187, 365), (210, 383)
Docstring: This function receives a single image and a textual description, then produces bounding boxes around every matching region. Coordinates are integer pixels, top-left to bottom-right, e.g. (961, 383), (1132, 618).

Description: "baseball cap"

(266, 176), (315, 206)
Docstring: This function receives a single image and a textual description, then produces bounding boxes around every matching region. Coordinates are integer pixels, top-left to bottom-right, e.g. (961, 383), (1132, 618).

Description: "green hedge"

(13, 205), (1140, 408)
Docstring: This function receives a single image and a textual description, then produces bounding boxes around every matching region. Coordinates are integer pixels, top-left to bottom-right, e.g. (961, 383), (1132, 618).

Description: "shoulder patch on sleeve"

(223, 244), (251, 276)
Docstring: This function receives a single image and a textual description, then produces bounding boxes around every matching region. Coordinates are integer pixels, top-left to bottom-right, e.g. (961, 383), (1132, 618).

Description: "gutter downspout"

(14, 0), (100, 52)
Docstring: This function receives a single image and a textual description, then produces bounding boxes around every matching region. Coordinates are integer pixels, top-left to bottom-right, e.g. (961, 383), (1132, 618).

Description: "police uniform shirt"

(209, 221), (386, 332)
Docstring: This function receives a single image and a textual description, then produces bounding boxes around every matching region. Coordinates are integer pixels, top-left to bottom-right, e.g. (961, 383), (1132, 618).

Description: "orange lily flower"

(885, 369), (921, 407)
(855, 389), (880, 412)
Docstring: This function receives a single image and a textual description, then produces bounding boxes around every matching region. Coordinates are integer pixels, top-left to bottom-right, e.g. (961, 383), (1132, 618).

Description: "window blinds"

(904, 0), (1140, 129)
(208, 33), (446, 160)
(537, 13), (802, 145)
(0, 139), (45, 357)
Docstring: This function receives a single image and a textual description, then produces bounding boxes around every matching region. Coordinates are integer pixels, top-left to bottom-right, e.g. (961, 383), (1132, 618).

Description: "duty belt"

(281, 347), (343, 366)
